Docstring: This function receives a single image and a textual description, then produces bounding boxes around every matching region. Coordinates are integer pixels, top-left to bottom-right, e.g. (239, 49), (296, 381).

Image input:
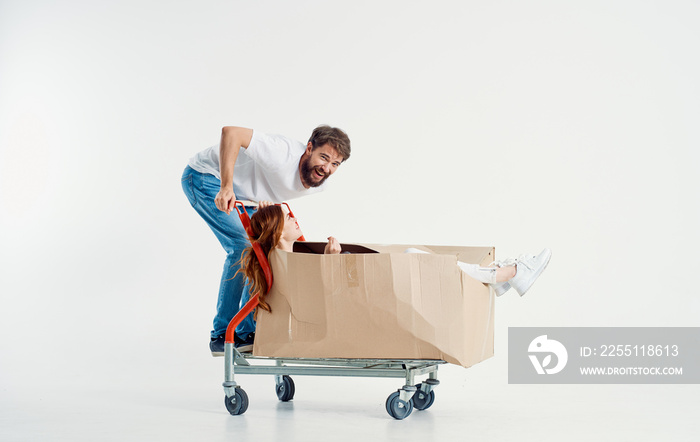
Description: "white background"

(1, 0), (698, 440)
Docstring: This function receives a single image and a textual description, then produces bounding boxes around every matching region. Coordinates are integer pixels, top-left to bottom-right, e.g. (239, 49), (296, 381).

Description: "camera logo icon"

(528, 335), (568, 375)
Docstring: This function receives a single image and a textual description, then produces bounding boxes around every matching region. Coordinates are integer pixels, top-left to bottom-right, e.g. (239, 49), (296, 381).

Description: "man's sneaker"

(490, 281), (511, 297)
(234, 332), (255, 353)
(508, 248), (552, 297)
(210, 335), (225, 357)
(210, 332), (255, 356)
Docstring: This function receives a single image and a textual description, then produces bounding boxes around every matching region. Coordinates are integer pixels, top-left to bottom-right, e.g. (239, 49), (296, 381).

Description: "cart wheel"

(224, 388), (249, 415)
(412, 384), (435, 410)
(276, 375), (295, 402)
(385, 391), (413, 420)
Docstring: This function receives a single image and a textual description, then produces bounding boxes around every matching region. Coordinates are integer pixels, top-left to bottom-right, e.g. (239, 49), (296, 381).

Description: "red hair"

(238, 205), (285, 313)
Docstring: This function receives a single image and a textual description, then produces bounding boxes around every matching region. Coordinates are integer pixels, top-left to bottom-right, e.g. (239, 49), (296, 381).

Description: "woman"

(239, 205), (551, 313)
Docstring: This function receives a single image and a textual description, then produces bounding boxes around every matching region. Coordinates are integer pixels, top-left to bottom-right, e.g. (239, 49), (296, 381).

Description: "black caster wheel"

(276, 375), (295, 402)
(224, 388), (249, 415)
(412, 384), (436, 410)
(385, 391), (413, 420)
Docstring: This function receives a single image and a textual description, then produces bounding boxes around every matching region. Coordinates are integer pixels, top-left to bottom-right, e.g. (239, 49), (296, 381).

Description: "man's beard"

(300, 158), (329, 188)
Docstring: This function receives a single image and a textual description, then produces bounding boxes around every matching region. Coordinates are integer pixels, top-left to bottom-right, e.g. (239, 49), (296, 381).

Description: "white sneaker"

(508, 248), (552, 296)
(490, 281), (511, 297)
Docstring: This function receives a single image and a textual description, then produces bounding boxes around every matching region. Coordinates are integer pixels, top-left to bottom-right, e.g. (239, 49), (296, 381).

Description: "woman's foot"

(509, 248), (552, 296)
(491, 281), (511, 296)
(491, 248), (552, 296)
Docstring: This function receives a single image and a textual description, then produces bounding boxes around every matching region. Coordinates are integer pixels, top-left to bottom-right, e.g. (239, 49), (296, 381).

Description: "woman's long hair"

(238, 205), (285, 313)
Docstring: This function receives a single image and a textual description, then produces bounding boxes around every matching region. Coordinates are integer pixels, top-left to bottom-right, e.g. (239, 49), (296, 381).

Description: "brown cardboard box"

(253, 243), (495, 368)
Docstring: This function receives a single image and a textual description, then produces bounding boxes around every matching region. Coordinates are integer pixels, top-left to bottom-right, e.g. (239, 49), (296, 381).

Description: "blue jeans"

(181, 166), (256, 339)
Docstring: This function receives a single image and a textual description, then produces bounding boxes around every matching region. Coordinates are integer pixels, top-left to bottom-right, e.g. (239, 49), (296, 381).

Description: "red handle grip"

(281, 202), (306, 241)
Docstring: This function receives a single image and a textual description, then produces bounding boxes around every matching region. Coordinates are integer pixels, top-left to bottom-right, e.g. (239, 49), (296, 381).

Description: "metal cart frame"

(222, 201), (444, 419)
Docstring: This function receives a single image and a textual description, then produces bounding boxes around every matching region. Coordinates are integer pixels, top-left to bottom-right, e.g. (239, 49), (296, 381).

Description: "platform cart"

(222, 202), (444, 420)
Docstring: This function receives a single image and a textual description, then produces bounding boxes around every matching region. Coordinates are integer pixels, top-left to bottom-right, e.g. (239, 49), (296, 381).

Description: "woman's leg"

(404, 248), (514, 284)
(403, 247), (550, 296)
(456, 262), (515, 284)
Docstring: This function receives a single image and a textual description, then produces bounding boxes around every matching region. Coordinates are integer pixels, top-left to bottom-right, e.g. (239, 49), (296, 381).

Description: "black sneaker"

(210, 335), (225, 357)
(234, 332), (255, 353)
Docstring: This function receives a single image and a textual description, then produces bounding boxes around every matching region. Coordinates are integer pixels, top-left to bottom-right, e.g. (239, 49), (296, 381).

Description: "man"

(182, 125), (351, 355)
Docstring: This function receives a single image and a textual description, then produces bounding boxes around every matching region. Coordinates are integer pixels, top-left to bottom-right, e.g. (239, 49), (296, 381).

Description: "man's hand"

(215, 187), (236, 214)
(258, 200), (274, 209)
(324, 236), (341, 254)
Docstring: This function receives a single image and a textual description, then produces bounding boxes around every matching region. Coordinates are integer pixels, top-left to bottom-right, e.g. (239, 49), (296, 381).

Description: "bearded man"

(182, 125), (351, 355)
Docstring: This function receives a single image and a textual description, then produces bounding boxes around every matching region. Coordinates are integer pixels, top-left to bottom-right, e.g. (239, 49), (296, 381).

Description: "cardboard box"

(252, 243), (495, 368)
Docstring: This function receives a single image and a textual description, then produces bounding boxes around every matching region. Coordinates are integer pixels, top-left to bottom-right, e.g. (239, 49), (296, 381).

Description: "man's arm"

(215, 126), (253, 214)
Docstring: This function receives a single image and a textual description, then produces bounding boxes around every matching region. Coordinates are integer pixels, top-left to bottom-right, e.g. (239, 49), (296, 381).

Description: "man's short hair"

(308, 125), (351, 162)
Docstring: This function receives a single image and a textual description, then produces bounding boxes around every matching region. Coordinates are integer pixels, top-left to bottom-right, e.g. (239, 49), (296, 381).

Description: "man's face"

(299, 143), (344, 188)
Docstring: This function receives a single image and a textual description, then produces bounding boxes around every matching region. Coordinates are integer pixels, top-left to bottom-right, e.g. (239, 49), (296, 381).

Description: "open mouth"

(301, 160), (329, 188)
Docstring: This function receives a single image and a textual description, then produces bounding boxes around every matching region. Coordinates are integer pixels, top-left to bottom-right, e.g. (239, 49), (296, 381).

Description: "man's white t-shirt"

(187, 130), (326, 203)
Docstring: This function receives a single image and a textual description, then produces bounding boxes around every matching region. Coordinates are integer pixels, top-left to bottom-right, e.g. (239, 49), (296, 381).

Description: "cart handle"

(226, 201), (304, 344)
(281, 202), (306, 242)
(225, 294), (259, 344)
